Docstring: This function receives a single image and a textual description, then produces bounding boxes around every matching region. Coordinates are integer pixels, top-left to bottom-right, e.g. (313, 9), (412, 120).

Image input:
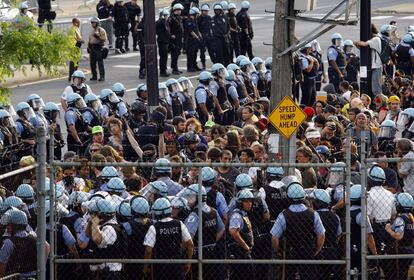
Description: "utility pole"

(359, 0), (372, 98)
(270, 0), (296, 172)
(144, 0), (159, 107)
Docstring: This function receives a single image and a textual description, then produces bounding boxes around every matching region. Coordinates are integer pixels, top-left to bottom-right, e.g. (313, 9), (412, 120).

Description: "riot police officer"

(201, 167), (229, 223)
(61, 191), (89, 237)
(61, 70), (92, 111)
(129, 100), (147, 137)
(171, 197), (190, 221)
(237, 1), (254, 60)
(15, 184), (37, 229)
(239, 58), (258, 100)
(156, 9), (171, 77)
(112, 82), (129, 119)
(178, 76), (197, 118)
(137, 17), (146, 78)
(310, 40), (326, 91)
(228, 3), (240, 60)
(169, 3), (185, 75)
(0, 109), (19, 149)
(195, 71), (215, 125)
(44, 102), (64, 160)
(300, 44), (319, 106)
(227, 63), (250, 106)
(112, 0), (130, 54)
(100, 88), (121, 120)
(378, 120), (397, 157)
(394, 32), (414, 76)
(224, 70), (240, 124)
(154, 158), (183, 195)
(65, 93), (88, 155)
(26, 94), (48, 129)
(84, 93), (104, 127)
(166, 78), (186, 118)
(327, 33), (346, 92)
(270, 182), (325, 280)
(228, 189), (255, 280)
(15, 102), (35, 157)
(251, 57), (269, 98)
(186, 7), (202, 72)
(198, 4), (212, 69)
(210, 63), (232, 125)
(124, 0), (141, 51)
(181, 184), (225, 280)
(143, 197), (194, 280)
(343, 40), (360, 84)
(211, 3), (231, 65)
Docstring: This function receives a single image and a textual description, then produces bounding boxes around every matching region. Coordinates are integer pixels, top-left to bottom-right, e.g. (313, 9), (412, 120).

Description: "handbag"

(101, 47), (109, 59)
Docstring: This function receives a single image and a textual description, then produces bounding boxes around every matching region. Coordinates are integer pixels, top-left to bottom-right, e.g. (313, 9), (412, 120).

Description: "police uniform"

(395, 42), (414, 76)
(327, 45), (346, 92)
(206, 186), (229, 219)
(156, 177), (183, 196)
(137, 19), (146, 78)
(88, 25), (107, 81)
(270, 203), (325, 280)
(197, 14), (212, 68)
(195, 83), (214, 125)
(112, 2), (130, 52)
(65, 107), (88, 155)
(143, 217), (192, 280)
(82, 107), (103, 127)
(169, 13), (184, 72)
(15, 117), (35, 157)
(251, 70), (269, 98)
(260, 181), (289, 222)
(310, 50), (324, 91)
(167, 91), (186, 118)
(300, 53), (317, 106)
(124, 1), (141, 50)
(210, 77), (232, 125)
(211, 13), (231, 65)
(345, 51), (360, 84)
(185, 204), (225, 280)
(390, 214), (414, 279)
(228, 10), (240, 59)
(29, 111), (48, 129)
(236, 9), (253, 60)
(185, 17), (201, 71)
(156, 17), (171, 75)
(62, 83), (93, 100)
(45, 115), (64, 160)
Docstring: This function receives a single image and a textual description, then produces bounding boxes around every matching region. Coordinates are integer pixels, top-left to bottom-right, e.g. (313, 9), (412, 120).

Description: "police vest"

(328, 45), (346, 69)
(15, 119), (35, 140)
(206, 189), (218, 210)
(225, 84), (237, 107)
(128, 219), (151, 259)
(396, 44), (411, 64)
(93, 223), (126, 259)
(241, 72), (254, 96)
(46, 224), (68, 257)
(350, 208), (362, 249)
(212, 15), (227, 38)
(231, 209), (254, 248)
(193, 208), (218, 246)
(253, 72), (268, 97)
(71, 84), (88, 98)
(234, 78), (249, 101)
(311, 51), (323, 74)
(154, 219), (182, 259)
(0, 126), (18, 146)
(5, 235), (37, 275)
(195, 85), (214, 112)
(400, 214), (414, 247)
(214, 78), (231, 110)
(198, 15), (212, 36)
(263, 184), (289, 221)
(302, 56), (318, 78)
(66, 108), (87, 133)
(82, 107), (102, 127)
(170, 92), (184, 117)
(317, 210), (339, 248)
(247, 197), (268, 236)
(182, 92), (195, 113)
(284, 208), (315, 250)
(60, 212), (81, 238)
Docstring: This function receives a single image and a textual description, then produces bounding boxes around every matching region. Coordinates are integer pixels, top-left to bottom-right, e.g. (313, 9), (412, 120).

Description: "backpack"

(293, 52), (304, 82)
(375, 36), (392, 64)
(170, 92), (184, 117)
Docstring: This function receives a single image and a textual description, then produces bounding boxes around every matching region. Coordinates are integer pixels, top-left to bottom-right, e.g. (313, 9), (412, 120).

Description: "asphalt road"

(9, 0), (414, 108)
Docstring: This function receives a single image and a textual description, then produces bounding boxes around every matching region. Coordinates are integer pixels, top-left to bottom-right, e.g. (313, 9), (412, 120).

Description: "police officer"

(137, 17), (146, 78)
(394, 32), (414, 76)
(84, 93), (104, 128)
(156, 9), (171, 77)
(88, 17), (107, 81)
(195, 71), (215, 125)
(210, 63), (232, 124)
(171, 197), (190, 221)
(15, 184), (37, 229)
(224, 70), (240, 124)
(201, 167), (228, 223)
(349, 185), (378, 279)
(139, 181), (169, 206)
(378, 120), (397, 157)
(211, 3), (231, 65)
(180, 184), (225, 280)
(186, 7), (202, 72)
(165, 78), (186, 118)
(251, 57), (269, 98)
(327, 162), (347, 228)
(129, 100), (147, 136)
(124, 0), (141, 51)
(107, 177), (130, 199)
(228, 189), (255, 280)
(227, 63), (250, 106)
(100, 88), (121, 120)
(227, 3), (240, 60)
(61, 191), (89, 237)
(0, 209), (39, 278)
(198, 4), (212, 69)
(43, 102), (64, 160)
(111, 83), (129, 119)
(270, 182), (325, 280)
(300, 44), (319, 106)
(327, 33), (346, 93)
(310, 40), (326, 91)
(61, 70), (92, 111)
(121, 195), (151, 280)
(385, 193), (414, 279)
(343, 40), (360, 84)
(15, 102), (35, 157)
(312, 189), (342, 280)
(178, 76), (197, 118)
(26, 94), (48, 130)
(65, 93), (88, 155)
(239, 58), (258, 100)
(169, 3), (185, 75)
(112, 0), (129, 54)
(0, 109), (18, 150)
(143, 197), (194, 280)
(237, 1), (254, 60)
(154, 158), (184, 195)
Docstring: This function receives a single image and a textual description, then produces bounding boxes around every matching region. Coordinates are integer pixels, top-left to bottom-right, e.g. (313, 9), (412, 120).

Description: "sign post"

(268, 96), (307, 174)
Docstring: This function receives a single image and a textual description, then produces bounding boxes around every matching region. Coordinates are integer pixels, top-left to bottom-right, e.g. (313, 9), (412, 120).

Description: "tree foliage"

(0, 17), (80, 104)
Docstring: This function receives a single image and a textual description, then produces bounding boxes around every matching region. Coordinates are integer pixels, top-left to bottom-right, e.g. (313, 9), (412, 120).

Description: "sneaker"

(115, 48), (122, 54)
(90, 77), (97, 81)
(120, 48), (126, 53)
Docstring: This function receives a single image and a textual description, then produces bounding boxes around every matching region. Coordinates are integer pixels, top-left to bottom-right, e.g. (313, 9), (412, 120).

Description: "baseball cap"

(19, 156), (35, 167)
(388, 95), (400, 104)
(205, 120), (215, 129)
(92, 126), (104, 134)
(303, 106), (315, 118)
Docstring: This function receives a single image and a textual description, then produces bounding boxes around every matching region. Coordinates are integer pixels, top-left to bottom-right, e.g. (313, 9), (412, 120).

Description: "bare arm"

(216, 228), (225, 241)
(143, 246), (153, 277)
(68, 124), (81, 144)
(367, 233), (377, 255)
(125, 128), (143, 159)
(91, 217), (103, 245)
(271, 236), (280, 255)
(229, 228), (250, 251)
(315, 234), (325, 256)
(199, 103), (210, 117)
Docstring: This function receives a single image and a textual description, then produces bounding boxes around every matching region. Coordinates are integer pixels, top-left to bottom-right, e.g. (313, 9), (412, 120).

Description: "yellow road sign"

(268, 96), (307, 139)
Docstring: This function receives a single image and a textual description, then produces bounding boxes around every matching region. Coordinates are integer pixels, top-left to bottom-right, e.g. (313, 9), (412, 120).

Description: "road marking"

(371, 16), (394, 20)
(250, 16), (265, 20)
(401, 15), (414, 20)
(124, 74), (200, 93)
(113, 65), (140, 69)
(112, 52), (140, 59)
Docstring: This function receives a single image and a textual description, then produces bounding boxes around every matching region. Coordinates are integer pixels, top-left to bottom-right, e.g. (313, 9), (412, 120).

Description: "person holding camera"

(88, 17), (107, 81)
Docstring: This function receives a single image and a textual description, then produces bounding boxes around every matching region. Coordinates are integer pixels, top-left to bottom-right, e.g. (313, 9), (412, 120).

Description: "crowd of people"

(2, 0), (414, 279)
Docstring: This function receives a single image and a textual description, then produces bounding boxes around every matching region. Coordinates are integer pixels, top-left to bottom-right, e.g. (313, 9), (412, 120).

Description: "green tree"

(0, 17), (80, 104)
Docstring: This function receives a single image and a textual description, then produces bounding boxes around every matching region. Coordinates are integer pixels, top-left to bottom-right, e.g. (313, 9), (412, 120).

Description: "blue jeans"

(371, 67), (382, 95)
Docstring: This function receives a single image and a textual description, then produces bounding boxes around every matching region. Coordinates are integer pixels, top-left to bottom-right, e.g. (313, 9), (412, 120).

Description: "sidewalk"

(374, 3), (414, 14)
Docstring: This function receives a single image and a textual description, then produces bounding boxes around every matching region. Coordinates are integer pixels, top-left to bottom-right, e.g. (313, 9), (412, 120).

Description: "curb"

(373, 9), (414, 15)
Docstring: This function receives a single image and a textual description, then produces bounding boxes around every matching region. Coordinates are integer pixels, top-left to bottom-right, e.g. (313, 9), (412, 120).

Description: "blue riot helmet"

(177, 184), (207, 208)
(225, 70), (236, 81)
(136, 83), (148, 99)
(8, 209), (28, 226)
(198, 71), (212, 84)
(43, 102), (60, 121)
(171, 196), (190, 220)
(327, 162), (346, 188)
(116, 200), (132, 221)
(331, 32), (343, 46)
(16, 102), (35, 120)
(379, 120), (397, 139)
(173, 3), (184, 11)
(251, 57), (266, 72)
(3, 196), (24, 212)
(152, 197), (172, 218)
(177, 76), (194, 91)
(45, 199), (69, 219)
(402, 33), (414, 46)
(227, 63), (241, 75)
(236, 55), (248, 66)
(68, 191), (89, 210)
(112, 82), (126, 97)
(213, 3), (223, 11)
(286, 182), (306, 202)
(396, 193), (414, 213)
(130, 195), (150, 216)
(211, 63), (228, 79)
(189, 7), (200, 15)
(312, 189), (331, 209)
(0, 109), (15, 127)
(236, 189), (254, 211)
(241, 1), (250, 10)
(343, 39), (354, 54)
(367, 164), (386, 186)
(265, 57), (272, 70)
(239, 58), (256, 74)
(154, 158), (172, 176)
(380, 24), (392, 37)
(158, 82), (168, 99)
(266, 167), (284, 182)
(27, 94), (45, 111)
(350, 184), (362, 205)
(96, 199), (116, 218)
(67, 93), (86, 109)
(397, 108), (414, 133)
(140, 181), (168, 203)
(235, 173), (253, 190)
(220, 1), (228, 10)
(72, 70), (86, 81)
(166, 78), (183, 93)
(100, 166), (118, 179)
(15, 184), (34, 202)
(100, 88), (120, 104)
(201, 167), (216, 187)
(200, 3), (210, 11)
(107, 177), (126, 194)
(84, 93), (103, 111)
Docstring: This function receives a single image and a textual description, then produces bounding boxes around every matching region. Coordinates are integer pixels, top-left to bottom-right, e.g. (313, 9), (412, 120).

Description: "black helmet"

(130, 101), (147, 115)
(184, 131), (200, 144)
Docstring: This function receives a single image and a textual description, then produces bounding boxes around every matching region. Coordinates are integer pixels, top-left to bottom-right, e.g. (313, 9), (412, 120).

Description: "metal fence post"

(197, 169), (203, 280)
(48, 128), (55, 280)
(360, 132), (367, 280)
(345, 131), (351, 280)
(36, 127), (47, 280)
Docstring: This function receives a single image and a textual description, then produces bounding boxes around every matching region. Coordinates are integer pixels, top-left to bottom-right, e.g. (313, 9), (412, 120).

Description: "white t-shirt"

(367, 36), (382, 69)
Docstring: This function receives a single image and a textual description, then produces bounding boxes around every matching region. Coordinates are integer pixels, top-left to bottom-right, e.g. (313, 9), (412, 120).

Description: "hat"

(388, 95), (400, 104)
(305, 130), (321, 139)
(256, 118), (268, 132)
(362, 109), (374, 118)
(342, 91), (351, 102)
(92, 126), (104, 134)
(195, 143), (208, 152)
(204, 120), (215, 129)
(256, 97), (270, 104)
(324, 105), (336, 114)
(303, 107), (315, 118)
(19, 156), (35, 167)
(356, 112), (367, 120)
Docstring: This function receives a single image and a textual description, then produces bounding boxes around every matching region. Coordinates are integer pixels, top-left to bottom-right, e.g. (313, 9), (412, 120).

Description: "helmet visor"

(218, 68), (229, 79)
(75, 98), (87, 109)
(32, 98), (45, 110)
(2, 116), (15, 127)
(170, 83), (183, 93)
(255, 62), (266, 73)
(91, 100), (103, 111)
(379, 127), (395, 138)
(243, 62), (256, 74)
(397, 114), (409, 130)
(180, 80), (194, 91)
(5, 105), (16, 117)
(159, 88), (169, 99)
(109, 93), (120, 104)
(327, 171), (344, 187)
(23, 107), (35, 120)
(176, 188), (197, 206)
